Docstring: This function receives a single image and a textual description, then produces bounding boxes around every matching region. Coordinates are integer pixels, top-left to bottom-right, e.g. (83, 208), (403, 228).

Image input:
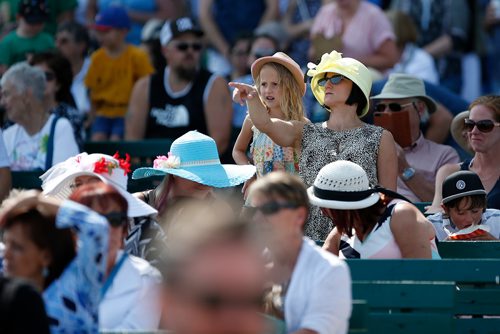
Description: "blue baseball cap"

(92, 5), (131, 31)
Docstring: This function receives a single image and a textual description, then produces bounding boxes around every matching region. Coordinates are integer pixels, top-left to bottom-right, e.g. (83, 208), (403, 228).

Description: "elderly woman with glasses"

(40, 152), (163, 271)
(230, 50), (398, 241)
(69, 183), (162, 331)
(427, 95), (500, 212)
(0, 62), (79, 171)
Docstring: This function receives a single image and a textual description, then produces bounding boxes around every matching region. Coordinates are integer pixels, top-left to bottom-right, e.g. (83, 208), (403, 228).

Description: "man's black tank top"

(146, 67), (212, 139)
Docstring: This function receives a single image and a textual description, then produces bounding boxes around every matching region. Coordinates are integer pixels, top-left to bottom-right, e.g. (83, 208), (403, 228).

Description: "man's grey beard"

(175, 66), (198, 81)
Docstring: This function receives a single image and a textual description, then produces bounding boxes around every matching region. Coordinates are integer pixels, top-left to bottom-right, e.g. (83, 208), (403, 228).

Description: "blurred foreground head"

(159, 199), (266, 334)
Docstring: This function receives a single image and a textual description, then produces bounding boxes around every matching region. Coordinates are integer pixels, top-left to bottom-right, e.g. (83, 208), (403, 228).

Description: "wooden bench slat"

(353, 281), (455, 309)
(368, 313), (454, 334)
(455, 318), (500, 334)
(438, 241), (500, 259)
(347, 259), (500, 283)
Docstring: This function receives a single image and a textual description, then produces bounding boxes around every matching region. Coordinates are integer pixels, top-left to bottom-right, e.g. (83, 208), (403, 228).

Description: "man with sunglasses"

(126, 17), (232, 158)
(247, 172), (351, 334)
(371, 74), (460, 203)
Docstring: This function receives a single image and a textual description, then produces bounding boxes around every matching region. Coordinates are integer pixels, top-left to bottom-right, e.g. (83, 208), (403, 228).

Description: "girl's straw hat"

(251, 52), (306, 96)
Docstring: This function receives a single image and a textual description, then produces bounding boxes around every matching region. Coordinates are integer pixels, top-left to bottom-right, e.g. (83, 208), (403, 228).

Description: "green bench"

(437, 241), (500, 259)
(347, 259), (500, 334)
(84, 139), (173, 193)
(352, 281), (455, 334)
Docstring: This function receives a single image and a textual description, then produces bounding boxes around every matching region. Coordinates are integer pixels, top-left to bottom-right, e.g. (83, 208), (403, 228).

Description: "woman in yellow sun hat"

(230, 50), (397, 241)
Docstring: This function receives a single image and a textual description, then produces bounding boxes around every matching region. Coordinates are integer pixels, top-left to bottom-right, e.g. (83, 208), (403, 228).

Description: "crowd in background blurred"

(0, 1), (499, 333)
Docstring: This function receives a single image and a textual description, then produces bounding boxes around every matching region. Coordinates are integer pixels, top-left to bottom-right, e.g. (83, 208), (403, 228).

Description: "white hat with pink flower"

(40, 152), (157, 217)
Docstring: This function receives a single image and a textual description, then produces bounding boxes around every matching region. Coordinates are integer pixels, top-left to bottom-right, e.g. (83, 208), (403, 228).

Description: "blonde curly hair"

(255, 62), (305, 122)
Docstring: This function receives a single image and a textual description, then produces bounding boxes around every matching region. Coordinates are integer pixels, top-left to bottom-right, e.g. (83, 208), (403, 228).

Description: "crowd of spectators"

(0, 0), (499, 333)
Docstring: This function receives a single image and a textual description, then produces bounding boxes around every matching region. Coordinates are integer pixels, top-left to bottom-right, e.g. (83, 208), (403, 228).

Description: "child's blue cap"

(92, 5), (131, 31)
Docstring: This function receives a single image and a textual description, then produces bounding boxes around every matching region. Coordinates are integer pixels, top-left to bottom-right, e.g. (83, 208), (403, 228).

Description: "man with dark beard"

(126, 17), (232, 155)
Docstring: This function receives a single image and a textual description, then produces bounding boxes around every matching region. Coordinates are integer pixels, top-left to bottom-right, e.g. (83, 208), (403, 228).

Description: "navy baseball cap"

(18, 0), (49, 24)
(442, 171), (487, 204)
(160, 17), (203, 46)
(92, 5), (131, 31)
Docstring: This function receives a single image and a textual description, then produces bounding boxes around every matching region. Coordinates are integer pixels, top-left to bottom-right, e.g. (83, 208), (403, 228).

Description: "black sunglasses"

(188, 289), (264, 310)
(244, 202), (299, 217)
(464, 118), (500, 133)
(57, 37), (70, 45)
(318, 74), (343, 87)
(175, 42), (202, 52)
(102, 212), (128, 227)
(375, 102), (413, 112)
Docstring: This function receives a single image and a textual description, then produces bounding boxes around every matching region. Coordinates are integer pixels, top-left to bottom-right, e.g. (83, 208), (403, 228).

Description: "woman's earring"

(42, 266), (49, 278)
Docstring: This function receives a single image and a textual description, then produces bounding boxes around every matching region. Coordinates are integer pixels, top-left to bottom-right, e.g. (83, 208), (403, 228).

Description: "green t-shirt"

(0, 0), (78, 36)
(0, 30), (54, 65)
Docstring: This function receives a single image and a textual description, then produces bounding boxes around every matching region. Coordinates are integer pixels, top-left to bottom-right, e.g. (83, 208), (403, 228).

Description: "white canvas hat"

(307, 160), (380, 210)
(41, 153), (157, 218)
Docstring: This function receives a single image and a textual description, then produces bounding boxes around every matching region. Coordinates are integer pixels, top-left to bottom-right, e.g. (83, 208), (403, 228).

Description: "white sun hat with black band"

(307, 160), (381, 210)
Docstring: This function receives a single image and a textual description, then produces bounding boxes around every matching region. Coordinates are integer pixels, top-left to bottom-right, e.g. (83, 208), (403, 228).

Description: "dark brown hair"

(4, 210), (76, 289)
(29, 51), (75, 107)
(444, 194), (487, 211)
(322, 195), (391, 238)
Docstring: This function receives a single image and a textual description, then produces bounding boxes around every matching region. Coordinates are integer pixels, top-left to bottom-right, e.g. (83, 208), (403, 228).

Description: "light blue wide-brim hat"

(132, 131), (256, 188)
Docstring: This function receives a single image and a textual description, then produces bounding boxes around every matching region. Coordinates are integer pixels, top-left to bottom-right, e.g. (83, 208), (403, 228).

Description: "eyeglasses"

(244, 202), (299, 217)
(56, 37), (70, 45)
(375, 102), (414, 112)
(464, 119), (500, 133)
(180, 287), (264, 310)
(318, 74), (344, 87)
(174, 42), (203, 52)
(69, 177), (101, 190)
(44, 71), (55, 81)
(102, 212), (129, 227)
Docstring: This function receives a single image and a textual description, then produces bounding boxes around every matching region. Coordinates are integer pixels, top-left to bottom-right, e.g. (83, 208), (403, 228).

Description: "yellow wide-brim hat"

(307, 50), (372, 118)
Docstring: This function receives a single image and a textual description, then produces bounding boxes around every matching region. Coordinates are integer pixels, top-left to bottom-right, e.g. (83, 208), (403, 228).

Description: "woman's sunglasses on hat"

(318, 74), (344, 87)
(464, 119), (500, 133)
(375, 102), (414, 112)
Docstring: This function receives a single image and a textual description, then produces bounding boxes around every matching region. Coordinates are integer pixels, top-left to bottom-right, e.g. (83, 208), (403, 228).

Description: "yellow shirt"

(85, 45), (153, 118)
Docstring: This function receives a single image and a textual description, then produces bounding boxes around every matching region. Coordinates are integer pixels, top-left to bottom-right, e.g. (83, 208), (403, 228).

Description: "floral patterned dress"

(250, 127), (300, 177)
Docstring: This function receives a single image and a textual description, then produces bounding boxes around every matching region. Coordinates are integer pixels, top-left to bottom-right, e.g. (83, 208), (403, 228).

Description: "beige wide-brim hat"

(307, 160), (380, 210)
(450, 110), (474, 155)
(251, 52), (306, 96)
(371, 73), (437, 114)
(307, 50), (372, 118)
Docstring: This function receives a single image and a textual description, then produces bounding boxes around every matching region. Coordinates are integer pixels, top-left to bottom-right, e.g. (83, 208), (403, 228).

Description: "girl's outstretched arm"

(229, 81), (305, 147)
